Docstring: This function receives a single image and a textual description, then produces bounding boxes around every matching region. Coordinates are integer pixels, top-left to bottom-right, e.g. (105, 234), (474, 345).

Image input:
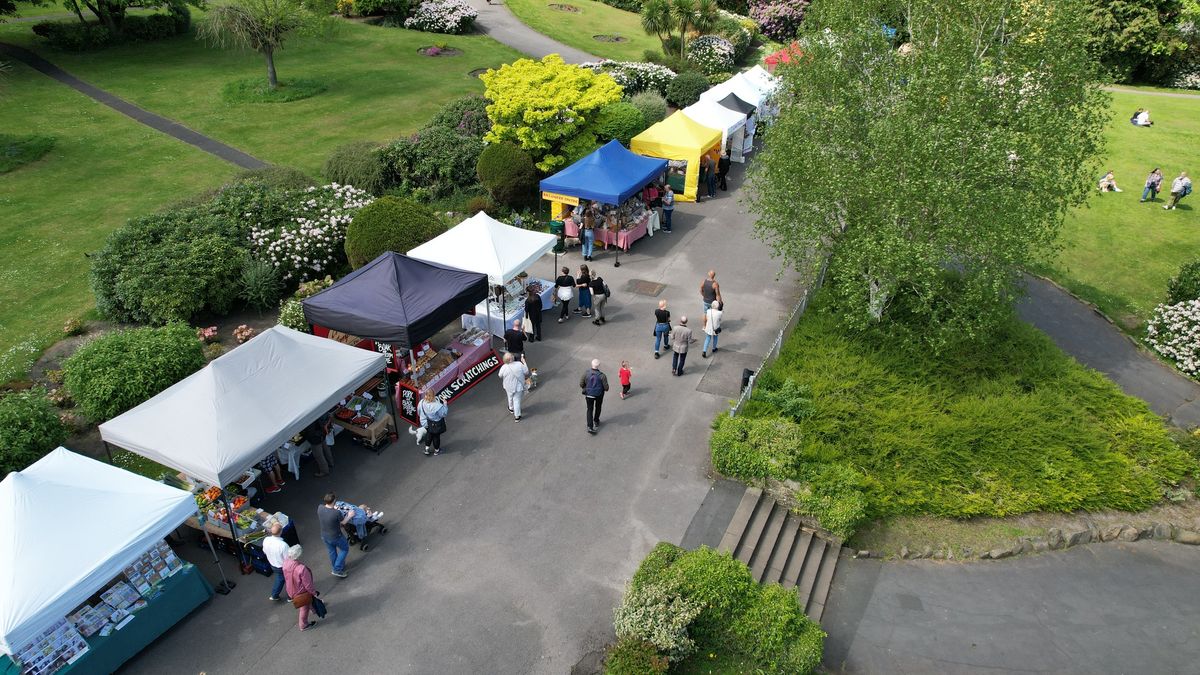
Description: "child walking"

(619, 361), (632, 399)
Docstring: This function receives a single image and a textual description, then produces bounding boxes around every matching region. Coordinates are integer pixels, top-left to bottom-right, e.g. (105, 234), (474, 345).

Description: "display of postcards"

(163, 550), (182, 573)
(108, 607), (129, 625)
(100, 582), (139, 610)
(68, 605), (108, 638)
(98, 624), (114, 638)
(130, 599), (148, 612)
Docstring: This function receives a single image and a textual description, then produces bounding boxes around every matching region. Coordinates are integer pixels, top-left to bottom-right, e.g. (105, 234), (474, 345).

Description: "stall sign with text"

(395, 352), (501, 425)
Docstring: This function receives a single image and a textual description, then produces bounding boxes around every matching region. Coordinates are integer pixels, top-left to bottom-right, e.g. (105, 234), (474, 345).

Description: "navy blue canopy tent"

(540, 140), (668, 205)
(301, 252), (489, 350)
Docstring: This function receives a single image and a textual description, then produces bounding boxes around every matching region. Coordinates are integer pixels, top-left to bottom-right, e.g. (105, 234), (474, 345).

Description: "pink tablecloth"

(563, 216), (648, 252)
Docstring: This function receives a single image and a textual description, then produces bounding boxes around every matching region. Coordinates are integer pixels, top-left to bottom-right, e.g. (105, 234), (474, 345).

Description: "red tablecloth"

(563, 216), (648, 252)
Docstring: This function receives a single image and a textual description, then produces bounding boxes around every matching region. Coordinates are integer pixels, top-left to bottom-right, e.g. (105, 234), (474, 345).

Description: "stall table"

(332, 413), (395, 449)
(396, 329), (499, 426)
(460, 278), (555, 338)
(563, 214), (651, 252)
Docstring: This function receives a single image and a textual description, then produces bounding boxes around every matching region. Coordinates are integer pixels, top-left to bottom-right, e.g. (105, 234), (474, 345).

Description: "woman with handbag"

(284, 545), (325, 631)
(702, 300), (723, 358)
(555, 267), (575, 323)
(418, 390), (449, 456)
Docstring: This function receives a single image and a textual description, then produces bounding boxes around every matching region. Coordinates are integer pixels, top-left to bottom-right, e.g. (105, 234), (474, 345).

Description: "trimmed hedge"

(63, 324), (206, 422)
(380, 127), (484, 199)
(31, 10), (189, 50)
(0, 389), (67, 478)
(323, 141), (387, 195)
(476, 142), (537, 208)
(427, 95), (493, 138)
(666, 71), (710, 108)
(344, 196), (445, 268)
(594, 101), (649, 146)
(629, 91), (668, 125)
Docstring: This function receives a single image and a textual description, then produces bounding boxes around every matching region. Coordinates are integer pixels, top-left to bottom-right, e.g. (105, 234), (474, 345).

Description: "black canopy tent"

(716, 92), (757, 117)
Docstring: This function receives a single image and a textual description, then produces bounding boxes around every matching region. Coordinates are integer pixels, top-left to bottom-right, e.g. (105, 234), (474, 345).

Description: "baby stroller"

(335, 500), (389, 551)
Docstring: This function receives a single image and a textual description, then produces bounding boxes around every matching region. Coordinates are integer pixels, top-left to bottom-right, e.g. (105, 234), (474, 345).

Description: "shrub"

(278, 299), (308, 331)
(122, 14), (178, 42)
(62, 318), (86, 336)
(355, 0), (409, 14)
(31, 21), (112, 50)
(707, 71), (733, 85)
(295, 275), (336, 299)
(594, 101), (649, 146)
(595, 0), (640, 9)
(380, 127), (484, 199)
(465, 194), (499, 215)
(731, 584), (825, 674)
(712, 11), (754, 60)
(240, 259), (284, 312)
(344, 196), (446, 268)
(613, 582), (704, 662)
(642, 49), (694, 76)
(603, 638), (668, 675)
(427, 95), (492, 138)
(581, 60), (677, 97)
(792, 463), (869, 539)
(663, 546), (757, 645)
(63, 324), (206, 422)
(630, 542), (684, 591)
(666, 71), (709, 107)
(234, 325), (257, 344)
(233, 166), (316, 190)
(323, 141), (387, 195)
(0, 389), (68, 478)
(0, 134), (56, 173)
(710, 414), (801, 479)
(687, 35), (736, 74)
(630, 91), (668, 125)
(716, 0), (747, 14)
(247, 183), (373, 283)
(404, 0), (477, 33)
(758, 378), (813, 422)
(1166, 260), (1200, 304)
(749, 0), (808, 42)
(1147, 300), (1200, 377)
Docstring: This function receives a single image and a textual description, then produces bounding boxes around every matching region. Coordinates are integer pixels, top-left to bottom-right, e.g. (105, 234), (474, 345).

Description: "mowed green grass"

(1041, 89), (1200, 329)
(504, 0), (660, 61)
(0, 20), (525, 175)
(0, 61), (235, 378)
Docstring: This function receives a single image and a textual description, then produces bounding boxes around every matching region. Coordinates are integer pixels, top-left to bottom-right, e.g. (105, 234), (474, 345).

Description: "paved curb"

(0, 41), (268, 170)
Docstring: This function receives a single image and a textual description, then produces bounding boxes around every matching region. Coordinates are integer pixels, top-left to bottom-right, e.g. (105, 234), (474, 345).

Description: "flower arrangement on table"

(404, 0), (477, 34)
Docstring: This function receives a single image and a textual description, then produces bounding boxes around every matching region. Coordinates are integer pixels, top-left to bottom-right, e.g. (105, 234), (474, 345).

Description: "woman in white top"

(417, 390), (449, 456)
(702, 300), (723, 358)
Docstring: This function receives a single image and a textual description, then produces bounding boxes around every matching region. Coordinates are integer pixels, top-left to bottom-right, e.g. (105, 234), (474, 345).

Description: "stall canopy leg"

(102, 441), (114, 465)
(380, 365), (399, 451)
(201, 528), (236, 595)
(218, 493), (246, 577)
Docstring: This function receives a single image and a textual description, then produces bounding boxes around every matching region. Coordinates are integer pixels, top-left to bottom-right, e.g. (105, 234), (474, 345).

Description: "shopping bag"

(311, 596), (327, 618)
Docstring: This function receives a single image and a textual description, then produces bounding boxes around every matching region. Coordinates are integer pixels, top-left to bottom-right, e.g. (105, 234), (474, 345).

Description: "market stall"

(0, 448), (211, 675)
(712, 92), (758, 157)
(630, 113), (722, 202)
(300, 252), (495, 426)
(408, 212), (557, 339)
(683, 98), (748, 163)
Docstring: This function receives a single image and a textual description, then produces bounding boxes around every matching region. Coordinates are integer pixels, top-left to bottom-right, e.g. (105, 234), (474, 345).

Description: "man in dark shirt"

(524, 287), (543, 342)
(503, 319), (527, 362)
(590, 274), (608, 325)
(718, 152), (731, 191)
(555, 267), (575, 323)
(317, 492), (352, 578)
(653, 300), (671, 358)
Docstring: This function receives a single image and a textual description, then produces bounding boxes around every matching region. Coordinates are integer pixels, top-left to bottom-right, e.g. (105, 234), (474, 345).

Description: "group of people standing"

(697, 151), (733, 200)
(554, 264), (610, 325)
(1138, 168), (1192, 209)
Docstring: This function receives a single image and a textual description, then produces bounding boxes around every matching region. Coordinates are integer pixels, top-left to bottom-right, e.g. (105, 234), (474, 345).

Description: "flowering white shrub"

(248, 184), (373, 283)
(612, 582), (703, 662)
(687, 35), (736, 75)
(1146, 300), (1200, 376)
(404, 0), (477, 34)
(580, 60), (677, 96)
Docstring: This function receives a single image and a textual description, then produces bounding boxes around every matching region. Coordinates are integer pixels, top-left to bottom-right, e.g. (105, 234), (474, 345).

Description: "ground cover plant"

(503, 0), (660, 61)
(0, 133), (55, 172)
(1040, 89), (1200, 330)
(712, 293), (1198, 538)
(0, 388), (67, 478)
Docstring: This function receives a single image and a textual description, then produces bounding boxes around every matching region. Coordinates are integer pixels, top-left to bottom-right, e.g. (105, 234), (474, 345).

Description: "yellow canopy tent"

(630, 112), (722, 202)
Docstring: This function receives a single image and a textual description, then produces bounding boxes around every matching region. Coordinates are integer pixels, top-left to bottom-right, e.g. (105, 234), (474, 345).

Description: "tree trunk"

(67, 0), (88, 25)
(264, 48), (278, 90)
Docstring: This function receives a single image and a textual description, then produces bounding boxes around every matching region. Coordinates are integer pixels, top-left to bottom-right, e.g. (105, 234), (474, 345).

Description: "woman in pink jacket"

(283, 545), (321, 631)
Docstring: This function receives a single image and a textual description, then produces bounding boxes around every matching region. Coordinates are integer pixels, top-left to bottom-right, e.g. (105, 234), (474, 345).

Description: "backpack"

(584, 370), (604, 396)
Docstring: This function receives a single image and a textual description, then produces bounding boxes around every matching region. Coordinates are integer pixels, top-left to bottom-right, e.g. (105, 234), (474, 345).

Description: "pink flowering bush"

(248, 184), (373, 284)
(749, 0), (808, 42)
(1146, 300), (1200, 377)
(404, 0), (477, 34)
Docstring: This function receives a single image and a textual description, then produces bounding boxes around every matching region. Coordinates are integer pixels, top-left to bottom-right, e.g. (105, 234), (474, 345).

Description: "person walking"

(1165, 171), (1192, 210)
(283, 545), (323, 631)
(700, 270), (722, 315)
(503, 319), (527, 362)
(653, 300), (671, 359)
(303, 414), (335, 478)
(1141, 168), (1164, 202)
(576, 264), (593, 318)
(264, 522), (290, 602)
(497, 352), (530, 422)
(580, 358), (609, 434)
(718, 152), (731, 191)
(524, 287), (543, 342)
(697, 159), (708, 202)
(705, 153), (718, 198)
(555, 266), (575, 323)
(671, 316), (693, 376)
(618, 361), (632, 399)
(590, 272), (609, 325)
(418, 390), (448, 455)
(701, 300), (723, 358)
(581, 205), (597, 262)
(317, 493), (351, 578)
(662, 185), (675, 232)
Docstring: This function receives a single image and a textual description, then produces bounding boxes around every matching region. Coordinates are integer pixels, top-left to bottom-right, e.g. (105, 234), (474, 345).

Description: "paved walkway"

(823, 540), (1200, 674)
(1016, 275), (1200, 427)
(466, 0), (599, 63)
(0, 42), (267, 169)
(1105, 86), (1200, 100)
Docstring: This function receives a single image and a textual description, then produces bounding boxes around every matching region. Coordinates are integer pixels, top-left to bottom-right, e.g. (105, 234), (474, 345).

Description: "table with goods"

(394, 328), (499, 426)
(563, 197), (654, 252)
(163, 474), (296, 556)
(330, 389), (395, 450)
(460, 276), (555, 338)
(0, 540), (212, 675)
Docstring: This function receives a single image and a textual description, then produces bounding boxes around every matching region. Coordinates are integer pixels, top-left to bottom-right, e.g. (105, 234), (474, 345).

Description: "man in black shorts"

(503, 319), (527, 362)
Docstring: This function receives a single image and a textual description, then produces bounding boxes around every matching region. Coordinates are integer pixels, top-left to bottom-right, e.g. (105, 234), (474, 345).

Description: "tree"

(749, 0), (1109, 352)
(641, 0), (675, 51)
(481, 54), (624, 173)
(55, 0), (194, 36)
(1085, 0), (1188, 82)
(667, 0), (718, 57)
(198, 0), (320, 90)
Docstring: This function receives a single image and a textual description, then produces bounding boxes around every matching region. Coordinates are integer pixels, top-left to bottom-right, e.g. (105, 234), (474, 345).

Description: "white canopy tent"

(407, 211), (557, 285)
(99, 326), (386, 488)
(700, 73), (766, 110)
(682, 99), (748, 163)
(742, 65), (779, 95)
(0, 448), (196, 655)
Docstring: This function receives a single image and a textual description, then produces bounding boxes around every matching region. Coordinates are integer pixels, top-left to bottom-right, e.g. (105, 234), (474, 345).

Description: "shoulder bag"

(292, 592), (313, 608)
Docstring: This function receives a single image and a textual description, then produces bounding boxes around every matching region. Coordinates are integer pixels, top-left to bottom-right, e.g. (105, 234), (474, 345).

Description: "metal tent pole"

(102, 441), (114, 465)
(201, 527), (236, 595)
(218, 493), (246, 578)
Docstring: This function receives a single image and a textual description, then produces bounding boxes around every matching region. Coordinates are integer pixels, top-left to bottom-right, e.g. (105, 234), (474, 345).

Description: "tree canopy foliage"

(1086, 0), (1190, 82)
(749, 0), (1109, 352)
(198, 0), (326, 89)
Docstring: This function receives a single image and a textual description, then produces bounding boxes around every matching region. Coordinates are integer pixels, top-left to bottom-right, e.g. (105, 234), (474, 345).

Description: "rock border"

(854, 521), (1200, 561)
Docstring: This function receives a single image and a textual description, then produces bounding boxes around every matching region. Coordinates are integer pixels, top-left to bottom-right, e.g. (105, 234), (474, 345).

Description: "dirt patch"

(548, 2), (580, 11)
(418, 46), (463, 57)
(469, 68), (489, 78)
(592, 34), (627, 43)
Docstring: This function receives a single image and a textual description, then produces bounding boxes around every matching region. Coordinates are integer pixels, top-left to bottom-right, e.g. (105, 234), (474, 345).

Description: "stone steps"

(717, 486), (843, 623)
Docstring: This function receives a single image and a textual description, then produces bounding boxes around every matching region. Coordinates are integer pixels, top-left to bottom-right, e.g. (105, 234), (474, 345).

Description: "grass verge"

(221, 77), (328, 103)
(504, 0), (660, 61)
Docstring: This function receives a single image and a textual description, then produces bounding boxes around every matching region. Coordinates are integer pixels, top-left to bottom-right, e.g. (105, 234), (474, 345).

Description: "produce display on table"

(335, 395), (387, 427)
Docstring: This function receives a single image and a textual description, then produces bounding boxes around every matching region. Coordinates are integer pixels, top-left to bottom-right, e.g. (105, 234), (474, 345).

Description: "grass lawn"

(718, 293), (1197, 534)
(0, 20), (525, 175)
(0, 60), (235, 382)
(504, 0), (660, 62)
(1039, 88), (1200, 330)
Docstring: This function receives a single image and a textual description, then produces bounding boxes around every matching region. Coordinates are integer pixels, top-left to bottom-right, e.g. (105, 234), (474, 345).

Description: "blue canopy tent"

(540, 140), (668, 206)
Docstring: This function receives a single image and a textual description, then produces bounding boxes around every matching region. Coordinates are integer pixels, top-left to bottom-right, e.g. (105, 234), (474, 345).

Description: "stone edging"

(854, 522), (1200, 561)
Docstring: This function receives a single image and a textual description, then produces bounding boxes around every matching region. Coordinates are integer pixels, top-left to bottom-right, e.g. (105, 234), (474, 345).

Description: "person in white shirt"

(497, 352), (531, 422)
(263, 522), (290, 601)
(702, 300), (723, 358)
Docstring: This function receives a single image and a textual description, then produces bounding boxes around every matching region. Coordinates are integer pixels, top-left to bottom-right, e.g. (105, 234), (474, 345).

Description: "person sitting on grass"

(1098, 170), (1122, 193)
(1131, 108), (1153, 127)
